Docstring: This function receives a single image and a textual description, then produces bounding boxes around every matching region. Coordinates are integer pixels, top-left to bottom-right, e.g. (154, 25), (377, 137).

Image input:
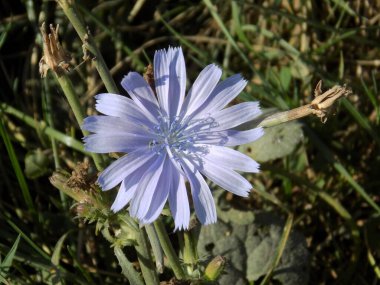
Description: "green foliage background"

(0, 0), (379, 284)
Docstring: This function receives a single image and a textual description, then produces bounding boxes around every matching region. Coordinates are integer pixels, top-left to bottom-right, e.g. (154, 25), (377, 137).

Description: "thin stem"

(0, 102), (85, 153)
(135, 228), (160, 285)
(258, 105), (313, 128)
(42, 78), (61, 169)
(114, 246), (145, 285)
(57, 0), (119, 94)
(43, 77), (67, 208)
(55, 73), (105, 170)
(154, 219), (186, 280)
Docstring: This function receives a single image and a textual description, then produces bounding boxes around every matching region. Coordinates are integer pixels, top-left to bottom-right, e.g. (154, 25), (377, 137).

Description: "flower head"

(82, 47), (263, 230)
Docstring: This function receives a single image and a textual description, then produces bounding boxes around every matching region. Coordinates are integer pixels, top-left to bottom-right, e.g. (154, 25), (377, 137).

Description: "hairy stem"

(114, 246), (145, 285)
(154, 219), (186, 280)
(135, 228), (160, 285)
(57, 0), (119, 94)
(55, 74), (104, 170)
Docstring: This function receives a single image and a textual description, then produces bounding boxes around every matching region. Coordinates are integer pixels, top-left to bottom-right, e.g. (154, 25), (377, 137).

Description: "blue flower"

(82, 47), (263, 230)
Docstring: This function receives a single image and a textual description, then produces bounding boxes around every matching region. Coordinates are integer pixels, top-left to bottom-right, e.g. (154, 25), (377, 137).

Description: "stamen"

(149, 114), (217, 160)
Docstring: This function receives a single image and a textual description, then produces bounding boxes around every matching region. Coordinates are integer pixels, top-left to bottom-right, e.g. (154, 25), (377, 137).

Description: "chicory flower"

(82, 47), (263, 230)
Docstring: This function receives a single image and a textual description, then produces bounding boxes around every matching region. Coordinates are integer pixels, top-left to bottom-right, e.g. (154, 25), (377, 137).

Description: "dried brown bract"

(39, 22), (71, 78)
(310, 80), (353, 123)
(144, 64), (155, 93)
(66, 161), (94, 190)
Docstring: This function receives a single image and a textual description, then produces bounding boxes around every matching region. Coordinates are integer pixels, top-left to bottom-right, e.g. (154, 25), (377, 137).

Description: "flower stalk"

(55, 73), (105, 170)
(181, 229), (198, 274)
(258, 81), (352, 128)
(56, 0), (119, 94)
(145, 224), (164, 273)
(154, 219), (186, 280)
(135, 228), (160, 285)
(39, 23), (105, 170)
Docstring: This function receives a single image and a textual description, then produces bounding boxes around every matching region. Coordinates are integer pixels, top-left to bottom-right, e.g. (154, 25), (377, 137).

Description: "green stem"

(43, 77), (67, 208)
(154, 219), (186, 280)
(135, 228), (160, 285)
(114, 246), (145, 285)
(55, 73), (104, 170)
(42, 78), (61, 169)
(57, 0), (119, 94)
(146, 224), (164, 273)
(0, 102), (85, 153)
(182, 230), (198, 274)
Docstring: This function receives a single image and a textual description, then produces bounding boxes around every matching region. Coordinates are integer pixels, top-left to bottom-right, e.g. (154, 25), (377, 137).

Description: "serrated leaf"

(239, 121), (303, 162)
(24, 149), (51, 179)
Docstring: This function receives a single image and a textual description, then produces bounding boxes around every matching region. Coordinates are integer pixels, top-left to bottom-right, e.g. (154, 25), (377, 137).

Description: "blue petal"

(98, 150), (156, 190)
(168, 170), (190, 231)
(197, 158), (252, 197)
(191, 74), (247, 120)
(140, 158), (173, 224)
(180, 64), (222, 118)
(95, 93), (155, 127)
(203, 145), (260, 172)
(195, 127), (264, 147)
(121, 72), (160, 123)
(182, 159), (217, 225)
(110, 172), (142, 212)
(211, 101), (261, 131)
(82, 115), (152, 135)
(129, 154), (166, 220)
(154, 47), (186, 118)
(83, 133), (152, 153)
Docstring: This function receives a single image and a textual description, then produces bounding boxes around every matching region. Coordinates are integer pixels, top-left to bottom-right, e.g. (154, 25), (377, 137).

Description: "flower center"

(149, 114), (218, 160)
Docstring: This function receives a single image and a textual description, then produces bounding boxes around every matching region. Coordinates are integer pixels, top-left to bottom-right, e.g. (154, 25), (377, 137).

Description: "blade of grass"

(158, 12), (206, 61)
(0, 102), (85, 153)
(51, 232), (69, 267)
(76, 3), (145, 71)
(1, 234), (21, 273)
(5, 218), (50, 260)
(0, 118), (35, 214)
(203, 0), (253, 70)
(57, 0), (119, 94)
(341, 98), (380, 146)
(260, 213), (294, 285)
(305, 127), (380, 214)
(67, 246), (95, 283)
(360, 76), (379, 123)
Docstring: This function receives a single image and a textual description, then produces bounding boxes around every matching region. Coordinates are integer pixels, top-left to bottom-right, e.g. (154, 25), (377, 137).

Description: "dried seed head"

(310, 82), (352, 123)
(39, 22), (71, 77)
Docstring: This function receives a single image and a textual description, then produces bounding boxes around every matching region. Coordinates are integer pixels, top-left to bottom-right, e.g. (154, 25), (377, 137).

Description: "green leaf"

(51, 232), (69, 266)
(1, 234), (21, 274)
(279, 67), (292, 92)
(238, 121), (303, 162)
(217, 207), (255, 226)
(197, 212), (310, 285)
